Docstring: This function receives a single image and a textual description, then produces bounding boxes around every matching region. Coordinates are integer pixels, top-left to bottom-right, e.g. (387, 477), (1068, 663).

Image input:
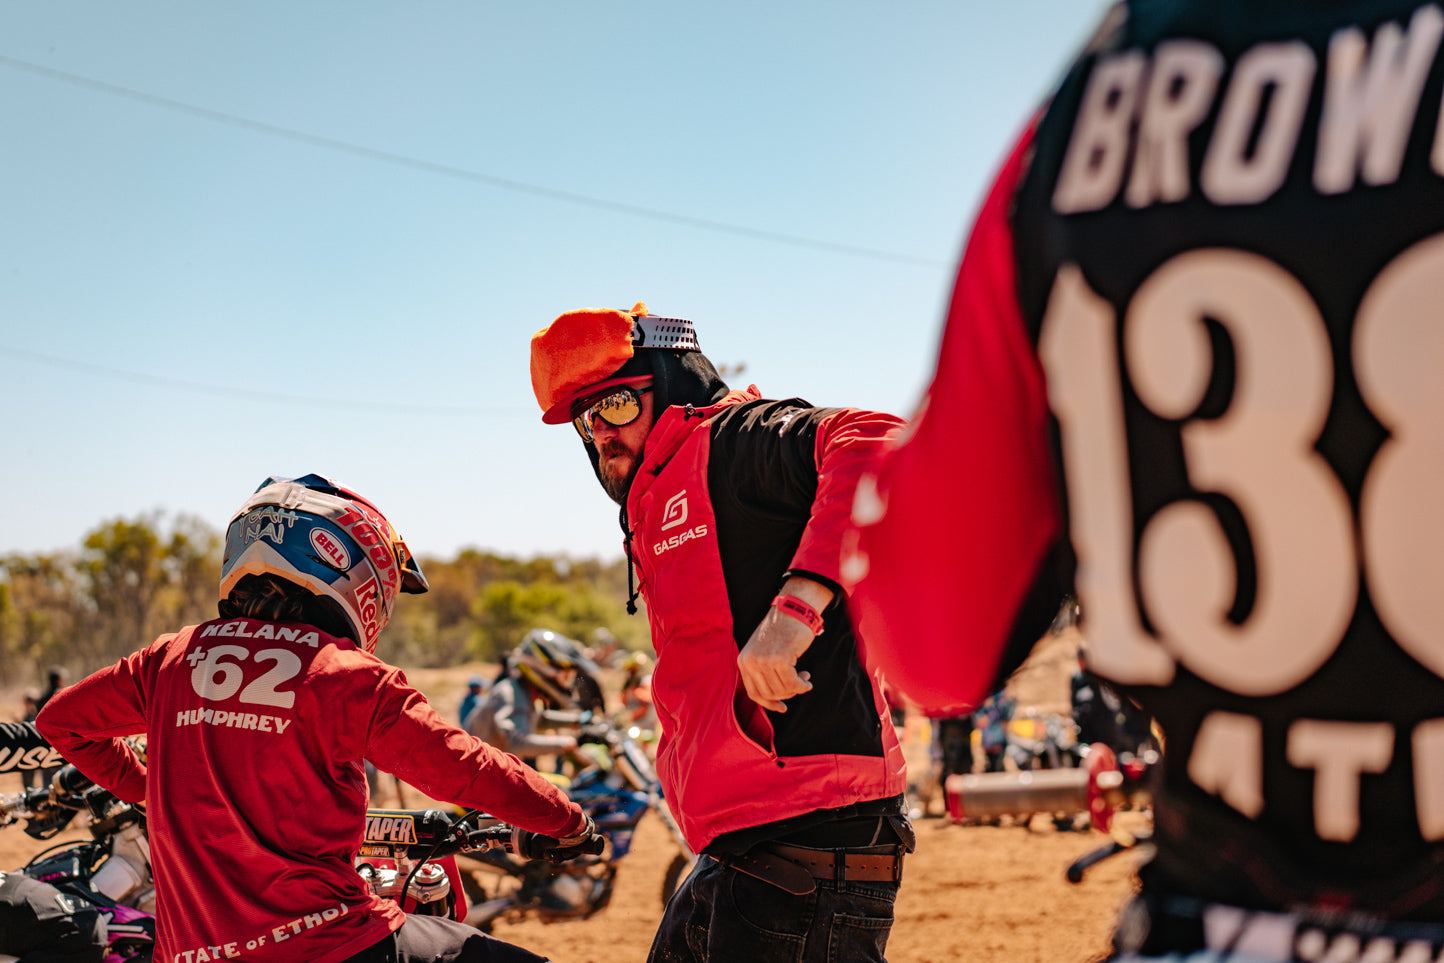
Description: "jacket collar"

(618, 385), (760, 613)
(645, 385), (759, 469)
(626, 385), (760, 512)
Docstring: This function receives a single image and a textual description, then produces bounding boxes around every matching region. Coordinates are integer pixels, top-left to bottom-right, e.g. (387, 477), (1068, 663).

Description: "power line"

(0, 345), (521, 415)
(0, 55), (949, 269)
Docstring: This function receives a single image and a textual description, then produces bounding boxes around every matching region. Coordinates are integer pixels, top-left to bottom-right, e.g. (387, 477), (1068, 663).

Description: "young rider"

(38, 474), (601, 963)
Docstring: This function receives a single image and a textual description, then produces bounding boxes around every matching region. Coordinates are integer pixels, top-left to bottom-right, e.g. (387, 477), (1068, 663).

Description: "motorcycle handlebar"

(0, 786), (53, 818)
(361, 809), (606, 861)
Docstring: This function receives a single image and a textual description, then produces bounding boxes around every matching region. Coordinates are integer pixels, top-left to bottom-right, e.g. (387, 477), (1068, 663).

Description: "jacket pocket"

(733, 680), (777, 757)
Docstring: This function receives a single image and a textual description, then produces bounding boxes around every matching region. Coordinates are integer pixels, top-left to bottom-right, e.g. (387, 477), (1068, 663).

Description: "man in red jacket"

(846, 1), (1444, 958)
(38, 474), (600, 963)
(531, 303), (912, 962)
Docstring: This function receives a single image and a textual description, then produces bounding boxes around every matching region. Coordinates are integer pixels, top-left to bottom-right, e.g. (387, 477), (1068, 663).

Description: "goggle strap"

(630, 314), (699, 351)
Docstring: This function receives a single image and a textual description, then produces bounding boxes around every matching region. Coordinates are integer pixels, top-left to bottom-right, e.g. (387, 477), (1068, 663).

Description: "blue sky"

(1, 2), (1104, 563)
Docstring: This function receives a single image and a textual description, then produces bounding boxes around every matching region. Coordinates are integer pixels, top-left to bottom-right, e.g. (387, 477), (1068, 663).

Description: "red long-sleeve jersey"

(38, 617), (584, 963)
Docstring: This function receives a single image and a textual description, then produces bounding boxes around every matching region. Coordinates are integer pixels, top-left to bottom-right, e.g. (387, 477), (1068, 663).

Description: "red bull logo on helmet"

(353, 575), (382, 644)
(335, 507), (398, 594)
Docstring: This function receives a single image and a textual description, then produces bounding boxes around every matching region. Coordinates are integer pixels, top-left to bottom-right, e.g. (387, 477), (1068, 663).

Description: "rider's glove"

(511, 814), (604, 862)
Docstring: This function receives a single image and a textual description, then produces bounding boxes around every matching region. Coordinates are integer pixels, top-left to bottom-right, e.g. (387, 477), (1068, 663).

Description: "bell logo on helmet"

(310, 529), (351, 571)
(242, 507), (300, 546)
(660, 490), (690, 531)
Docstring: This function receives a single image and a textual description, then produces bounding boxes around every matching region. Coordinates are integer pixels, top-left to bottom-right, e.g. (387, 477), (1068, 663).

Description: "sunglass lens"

(572, 387), (643, 443)
(594, 390), (641, 429)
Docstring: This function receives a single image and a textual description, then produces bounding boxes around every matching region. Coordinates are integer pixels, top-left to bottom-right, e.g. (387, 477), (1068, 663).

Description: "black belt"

(727, 843), (905, 896)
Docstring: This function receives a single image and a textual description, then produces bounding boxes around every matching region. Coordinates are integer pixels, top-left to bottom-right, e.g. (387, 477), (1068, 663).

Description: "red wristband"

(772, 593), (825, 635)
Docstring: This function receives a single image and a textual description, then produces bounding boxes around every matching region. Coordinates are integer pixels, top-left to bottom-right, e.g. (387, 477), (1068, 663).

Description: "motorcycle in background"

(457, 718), (695, 930)
(1, 763), (156, 963)
(945, 742), (1154, 837)
(1, 762), (602, 961)
(1006, 711), (1086, 772)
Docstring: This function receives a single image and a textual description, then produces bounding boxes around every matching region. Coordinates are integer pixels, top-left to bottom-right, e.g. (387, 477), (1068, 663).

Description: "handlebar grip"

(52, 765), (95, 799)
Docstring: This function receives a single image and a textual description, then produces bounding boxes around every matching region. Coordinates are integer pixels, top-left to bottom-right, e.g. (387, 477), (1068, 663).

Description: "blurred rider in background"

(459, 674), (489, 727)
(39, 474), (600, 963)
(464, 628), (603, 770)
(845, 2), (1444, 959)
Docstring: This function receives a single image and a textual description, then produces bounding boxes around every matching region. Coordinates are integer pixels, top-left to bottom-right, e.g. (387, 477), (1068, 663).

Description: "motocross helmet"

(514, 629), (591, 707)
(219, 474), (429, 653)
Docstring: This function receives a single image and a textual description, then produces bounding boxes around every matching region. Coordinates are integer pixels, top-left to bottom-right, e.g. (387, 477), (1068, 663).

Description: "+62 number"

(186, 645), (302, 709)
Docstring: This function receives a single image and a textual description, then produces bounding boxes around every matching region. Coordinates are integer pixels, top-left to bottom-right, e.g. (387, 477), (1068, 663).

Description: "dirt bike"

(1006, 711), (1086, 772)
(944, 741), (1154, 834)
(354, 806), (606, 922)
(456, 719), (695, 931)
(1, 761), (603, 961)
(1, 763), (156, 963)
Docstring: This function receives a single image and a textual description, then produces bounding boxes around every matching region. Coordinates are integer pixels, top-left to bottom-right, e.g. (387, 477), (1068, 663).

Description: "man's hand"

(738, 576), (834, 713)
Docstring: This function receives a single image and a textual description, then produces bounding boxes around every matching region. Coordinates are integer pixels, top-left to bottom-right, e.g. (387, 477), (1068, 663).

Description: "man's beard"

(598, 445), (639, 504)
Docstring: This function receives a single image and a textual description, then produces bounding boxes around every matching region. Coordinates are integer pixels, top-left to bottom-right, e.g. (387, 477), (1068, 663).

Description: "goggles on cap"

(572, 384), (652, 443)
(629, 314), (700, 351)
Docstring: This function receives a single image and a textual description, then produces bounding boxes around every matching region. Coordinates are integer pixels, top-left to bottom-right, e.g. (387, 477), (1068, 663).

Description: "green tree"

(0, 513), (649, 683)
(470, 577), (631, 661)
(0, 552), (84, 685)
(78, 515), (169, 665)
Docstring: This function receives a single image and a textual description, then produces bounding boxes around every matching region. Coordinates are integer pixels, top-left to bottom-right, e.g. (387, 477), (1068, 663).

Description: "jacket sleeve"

(791, 408), (908, 588)
(717, 399), (905, 594)
(361, 667), (585, 838)
(35, 643), (156, 802)
(843, 120), (1064, 716)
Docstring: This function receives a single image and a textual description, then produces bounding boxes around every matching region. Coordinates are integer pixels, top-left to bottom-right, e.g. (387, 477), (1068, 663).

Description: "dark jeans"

(647, 854), (899, 962)
(344, 915), (550, 963)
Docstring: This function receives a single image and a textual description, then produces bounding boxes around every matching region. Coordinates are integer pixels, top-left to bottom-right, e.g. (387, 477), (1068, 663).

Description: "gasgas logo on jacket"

(653, 490), (709, 556)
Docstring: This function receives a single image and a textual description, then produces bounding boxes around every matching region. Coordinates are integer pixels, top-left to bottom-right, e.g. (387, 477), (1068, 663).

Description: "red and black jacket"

(626, 386), (908, 854)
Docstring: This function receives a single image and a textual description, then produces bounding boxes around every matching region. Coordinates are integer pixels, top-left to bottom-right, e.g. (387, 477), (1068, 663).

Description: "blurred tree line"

(1, 513), (650, 690)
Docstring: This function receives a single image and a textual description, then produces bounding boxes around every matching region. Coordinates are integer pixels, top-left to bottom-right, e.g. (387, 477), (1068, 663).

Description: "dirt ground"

(0, 628), (1145, 962)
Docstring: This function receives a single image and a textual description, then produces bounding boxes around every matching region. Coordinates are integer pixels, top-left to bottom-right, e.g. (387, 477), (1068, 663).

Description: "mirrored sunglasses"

(572, 385), (652, 443)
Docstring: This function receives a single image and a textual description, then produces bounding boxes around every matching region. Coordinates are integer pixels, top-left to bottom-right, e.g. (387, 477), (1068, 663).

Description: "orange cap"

(531, 302), (645, 423)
